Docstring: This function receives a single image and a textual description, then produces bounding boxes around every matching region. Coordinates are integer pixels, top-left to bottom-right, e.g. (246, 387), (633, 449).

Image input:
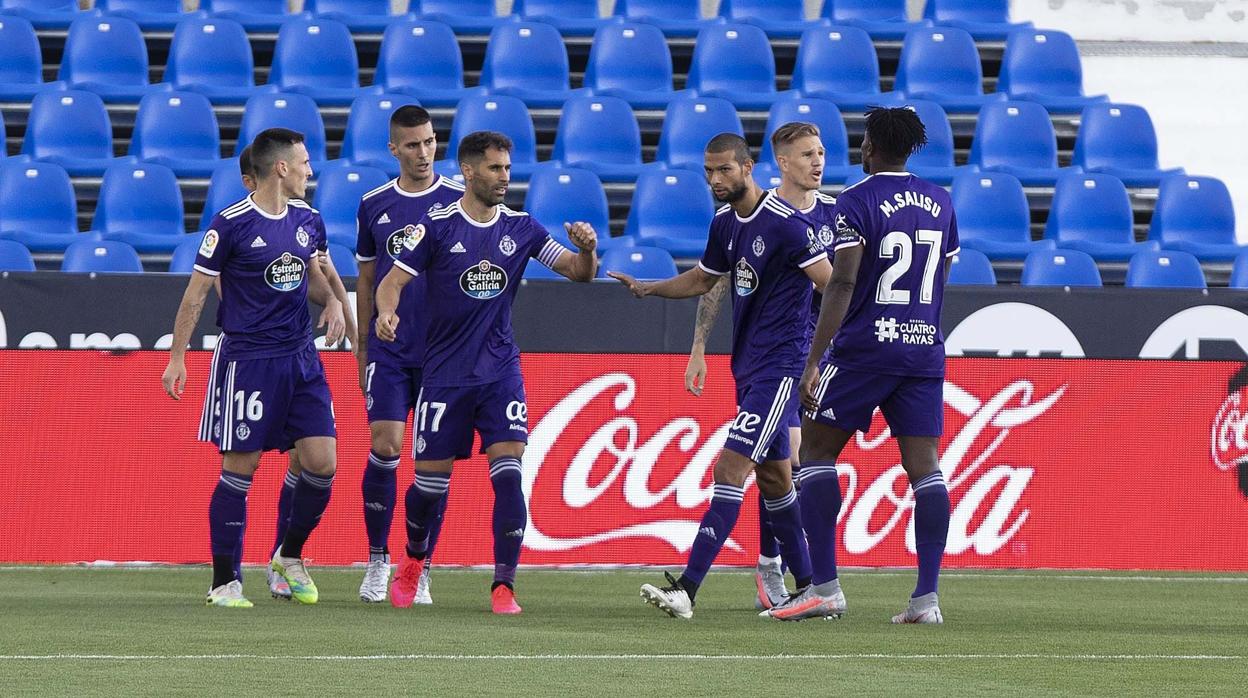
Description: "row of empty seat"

(0, 13), (1098, 112)
(5, 1), (1025, 39)
(950, 248), (1219, 290)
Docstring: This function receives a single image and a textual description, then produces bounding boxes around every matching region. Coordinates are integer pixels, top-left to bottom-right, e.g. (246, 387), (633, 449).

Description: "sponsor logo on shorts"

(415, 436), (426, 454)
(875, 317), (936, 345)
(499, 235), (517, 257)
(235, 423), (251, 441)
(734, 258), (757, 296)
(264, 252), (306, 292)
(366, 394), (374, 410)
(460, 260), (508, 300)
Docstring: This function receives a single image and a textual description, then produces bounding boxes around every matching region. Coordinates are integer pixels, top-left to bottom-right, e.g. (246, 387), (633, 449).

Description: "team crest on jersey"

(752, 236), (765, 257)
(460, 260), (508, 299)
(734, 258), (757, 296)
(499, 235), (517, 257)
(402, 224), (426, 251)
(235, 423), (251, 441)
(199, 229), (219, 258)
(265, 252), (306, 292)
(296, 226), (310, 248)
(817, 224), (835, 246)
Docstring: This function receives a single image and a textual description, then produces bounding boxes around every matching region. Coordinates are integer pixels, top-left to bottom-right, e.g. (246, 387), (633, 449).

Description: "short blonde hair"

(770, 122), (822, 156)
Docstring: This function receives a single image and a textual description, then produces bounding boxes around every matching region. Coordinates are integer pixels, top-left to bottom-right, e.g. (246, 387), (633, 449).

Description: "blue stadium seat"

(58, 15), (170, 102)
(792, 25), (902, 111)
(304, 0), (406, 32)
(904, 100), (968, 184)
(584, 22), (676, 109)
(599, 246), (678, 280)
(1230, 251), (1248, 289)
(514, 0), (615, 36)
(311, 162), (390, 248)
(613, 0), (722, 37)
(96, 0), (196, 31)
(373, 20), (481, 108)
(624, 165), (716, 258)
(923, 0), (1029, 41)
(997, 28), (1107, 113)
(168, 231), (205, 273)
(1020, 249), (1102, 287)
(0, 161), (95, 252)
(758, 96), (857, 183)
(947, 248), (996, 285)
(0, 15), (66, 101)
(200, 0), (296, 32)
(968, 101), (1074, 186)
(22, 90), (135, 177)
(480, 22), (573, 108)
(439, 94), (539, 180)
(751, 161), (782, 190)
(61, 239), (143, 273)
(1044, 173), (1159, 262)
(165, 16), (272, 105)
(270, 17), (374, 106)
(552, 94), (643, 182)
(656, 96), (744, 171)
(523, 166), (611, 248)
(1125, 249), (1206, 289)
(843, 169), (869, 189)
(895, 27), (1006, 112)
(340, 93), (421, 177)
(0, 0), (80, 29)
(950, 171), (1054, 260)
(411, 0), (515, 34)
(1148, 175), (1243, 261)
(94, 162), (185, 253)
(200, 158), (248, 229)
(687, 24), (781, 110)
(0, 238), (35, 271)
(822, 0), (927, 40)
(129, 91), (221, 178)
(327, 242), (359, 277)
(1072, 103), (1184, 187)
(719, 0), (825, 38)
(236, 92), (328, 165)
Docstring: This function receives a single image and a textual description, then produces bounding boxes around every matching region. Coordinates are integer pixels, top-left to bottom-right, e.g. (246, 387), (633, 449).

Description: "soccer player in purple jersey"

(374, 131), (598, 614)
(353, 105), (465, 604)
(163, 128), (346, 608)
(683, 122), (839, 611)
(780, 107), (960, 624)
(611, 133), (833, 620)
(204, 144), (358, 601)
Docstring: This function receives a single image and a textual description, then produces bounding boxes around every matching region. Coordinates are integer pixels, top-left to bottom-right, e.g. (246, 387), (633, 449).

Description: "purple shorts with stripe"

(723, 376), (798, 464)
(364, 358), (422, 424)
(808, 363), (943, 437)
(413, 372), (528, 462)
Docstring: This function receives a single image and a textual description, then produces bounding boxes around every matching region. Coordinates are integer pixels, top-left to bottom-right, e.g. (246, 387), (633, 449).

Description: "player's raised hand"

(564, 221), (598, 252)
(319, 299), (346, 346)
(607, 271), (649, 298)
(162, 359), (186, 401)
(376, 311), (400, 342)
(685, 353), (708, 396)
(799, 363), (822, 413)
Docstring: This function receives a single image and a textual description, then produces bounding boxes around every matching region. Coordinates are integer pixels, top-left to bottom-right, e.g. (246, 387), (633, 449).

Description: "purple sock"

(362, 450), (399, 556)
(799, 460), (842, 585)
(425, 487), (449, 563)
(757, 491), (781, 559)
(763, 487), (812, 589)
(911, 470), (950, 598)
(280, 470), (334, 559)
(270, 470), (297, 560)
(489, 457), (526, 589)
(404, 471), (450, 559)
(209, 470), (251, 589)
(679, 483), (744, 598)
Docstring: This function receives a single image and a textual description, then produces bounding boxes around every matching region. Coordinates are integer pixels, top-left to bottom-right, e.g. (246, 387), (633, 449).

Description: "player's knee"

(754, 464), (792, 498)
(369, 423), (404, 458)
(711, 455), (750, 487)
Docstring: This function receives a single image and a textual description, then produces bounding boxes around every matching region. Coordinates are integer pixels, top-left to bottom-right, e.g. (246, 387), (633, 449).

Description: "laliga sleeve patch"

(199, 230), (219, 258)
(402, 223), (426, 251)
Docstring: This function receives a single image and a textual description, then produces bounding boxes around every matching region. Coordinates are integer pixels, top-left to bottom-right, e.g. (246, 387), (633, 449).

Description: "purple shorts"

(364, 359), (422, 424)
(808, 363), (943, 437)
(413, 372), (528, 461)
(724, 376), (799, 464)
(200, 342), (336, 453)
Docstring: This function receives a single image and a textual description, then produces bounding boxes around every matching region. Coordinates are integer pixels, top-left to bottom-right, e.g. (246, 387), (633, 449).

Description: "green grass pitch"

(1, 567), (1244, 696)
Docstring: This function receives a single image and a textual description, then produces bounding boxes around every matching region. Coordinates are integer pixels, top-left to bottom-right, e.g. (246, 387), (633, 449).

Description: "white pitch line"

(0, 654), (1242, 662)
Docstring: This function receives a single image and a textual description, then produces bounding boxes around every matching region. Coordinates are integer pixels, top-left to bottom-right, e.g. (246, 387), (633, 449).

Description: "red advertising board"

(0, 350), (1245, 570)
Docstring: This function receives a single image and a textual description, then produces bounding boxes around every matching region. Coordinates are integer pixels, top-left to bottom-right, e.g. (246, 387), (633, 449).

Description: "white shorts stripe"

(814, 365), (838, 408)
(751, 377), (793, 464)
(222, 362), (236, 451)
(198, 334), (224, 442)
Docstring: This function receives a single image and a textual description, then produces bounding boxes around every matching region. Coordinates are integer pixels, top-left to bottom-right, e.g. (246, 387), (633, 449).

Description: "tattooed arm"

(685, 275), (729, 396)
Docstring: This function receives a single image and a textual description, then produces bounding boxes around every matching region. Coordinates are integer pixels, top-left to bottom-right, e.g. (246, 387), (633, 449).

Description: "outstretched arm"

(685, 275), (729, 396)
(608, 266), (720, 300)
(799, 243), (863, 412)
(162, 271), (217, 400)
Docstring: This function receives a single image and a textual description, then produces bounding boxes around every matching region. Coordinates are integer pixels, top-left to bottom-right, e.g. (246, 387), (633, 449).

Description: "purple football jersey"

(356, 176), (465, 368)
(393, 202), (568, 387)
(699, 190), (828, 382)
(827, 172), (960, 377)
(195, 195), (325, 360)
(772, 188), (838, 337)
